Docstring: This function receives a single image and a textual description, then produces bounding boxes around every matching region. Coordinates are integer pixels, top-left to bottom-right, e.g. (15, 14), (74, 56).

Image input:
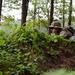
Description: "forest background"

(1, 0), (75, 34)
(1, 0), (75, 25)
(0, 0), (75, 75)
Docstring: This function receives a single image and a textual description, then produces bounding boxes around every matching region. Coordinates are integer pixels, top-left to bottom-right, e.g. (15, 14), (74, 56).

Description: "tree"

(49, 0), (54, 25)
(68, 0), (73, 26)
(62, 0), (65, 27)
(46, 0), (50, 25)
(21, 0), (29, 26)
(49, 0), (54, 34)
(33, 0), (37, 22)
(4, 0), (21, 10)
(0, 0), (2, 21)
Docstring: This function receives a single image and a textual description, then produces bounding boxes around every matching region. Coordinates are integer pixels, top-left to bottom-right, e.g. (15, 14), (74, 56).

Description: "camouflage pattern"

(60, 28), (72, 39)
(60, 26), (75, 39)
(49, 21), (63, 29)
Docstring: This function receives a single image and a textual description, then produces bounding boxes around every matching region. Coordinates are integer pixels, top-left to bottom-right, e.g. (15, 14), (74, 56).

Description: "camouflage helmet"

(49, 21), (62, 29)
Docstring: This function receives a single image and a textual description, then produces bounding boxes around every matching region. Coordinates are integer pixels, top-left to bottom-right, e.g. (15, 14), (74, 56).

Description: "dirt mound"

(38, 41), (75, 71)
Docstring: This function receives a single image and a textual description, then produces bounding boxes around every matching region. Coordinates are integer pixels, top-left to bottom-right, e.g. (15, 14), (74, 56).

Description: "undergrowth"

(0, 25), (75, 75)
(43, 69), (75, 75)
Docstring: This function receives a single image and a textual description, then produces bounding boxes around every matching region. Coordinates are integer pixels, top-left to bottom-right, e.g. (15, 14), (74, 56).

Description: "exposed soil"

(37, 41), (75, 71)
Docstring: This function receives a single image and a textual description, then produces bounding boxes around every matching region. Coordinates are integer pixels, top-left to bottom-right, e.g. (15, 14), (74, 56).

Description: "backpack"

(60, 26), (75, 39)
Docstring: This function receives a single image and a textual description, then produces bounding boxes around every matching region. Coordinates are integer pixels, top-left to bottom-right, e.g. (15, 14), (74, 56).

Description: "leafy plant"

(0, 24), (75, 75)
(43, 69), (75, 75)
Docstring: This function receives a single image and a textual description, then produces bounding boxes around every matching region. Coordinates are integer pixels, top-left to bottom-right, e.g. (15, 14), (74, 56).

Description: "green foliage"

(0, 30), (6, 45)
(27, 19), (48, 28)
(43, 69), (75, 75)
(0, 16), (19, 46)
(0, 25), (75, 75)
(48, 47), (59, 56)
(3, 0), (21, 10)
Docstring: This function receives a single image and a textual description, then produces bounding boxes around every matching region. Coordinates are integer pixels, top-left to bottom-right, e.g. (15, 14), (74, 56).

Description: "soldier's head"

(49, 21), (62, 35)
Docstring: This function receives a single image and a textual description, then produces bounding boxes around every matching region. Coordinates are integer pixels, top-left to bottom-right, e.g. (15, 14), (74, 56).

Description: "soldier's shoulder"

(60, 25), (75, 39)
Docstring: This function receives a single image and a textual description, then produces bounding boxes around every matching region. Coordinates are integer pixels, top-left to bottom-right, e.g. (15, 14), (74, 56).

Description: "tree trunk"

(62, 0), (65, 27)
(49, 0), (54, 25)
(21, 0), (29, 26)
(46, 0), (49, 25)
(49, 0), (54, 34)
(33, 0), (37, 22)
(33, 0), (37, 25)
(68, 0), (72, 26)
(0, 0), (2, 21)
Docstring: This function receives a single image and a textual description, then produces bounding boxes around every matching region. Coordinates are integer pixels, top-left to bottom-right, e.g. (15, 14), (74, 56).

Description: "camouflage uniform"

(60, 26), (75, 39)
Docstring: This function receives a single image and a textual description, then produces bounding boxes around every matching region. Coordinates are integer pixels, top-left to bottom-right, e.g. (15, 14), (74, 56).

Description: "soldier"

(49, 21), (63, 35)
(49, 20), (75, 39)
